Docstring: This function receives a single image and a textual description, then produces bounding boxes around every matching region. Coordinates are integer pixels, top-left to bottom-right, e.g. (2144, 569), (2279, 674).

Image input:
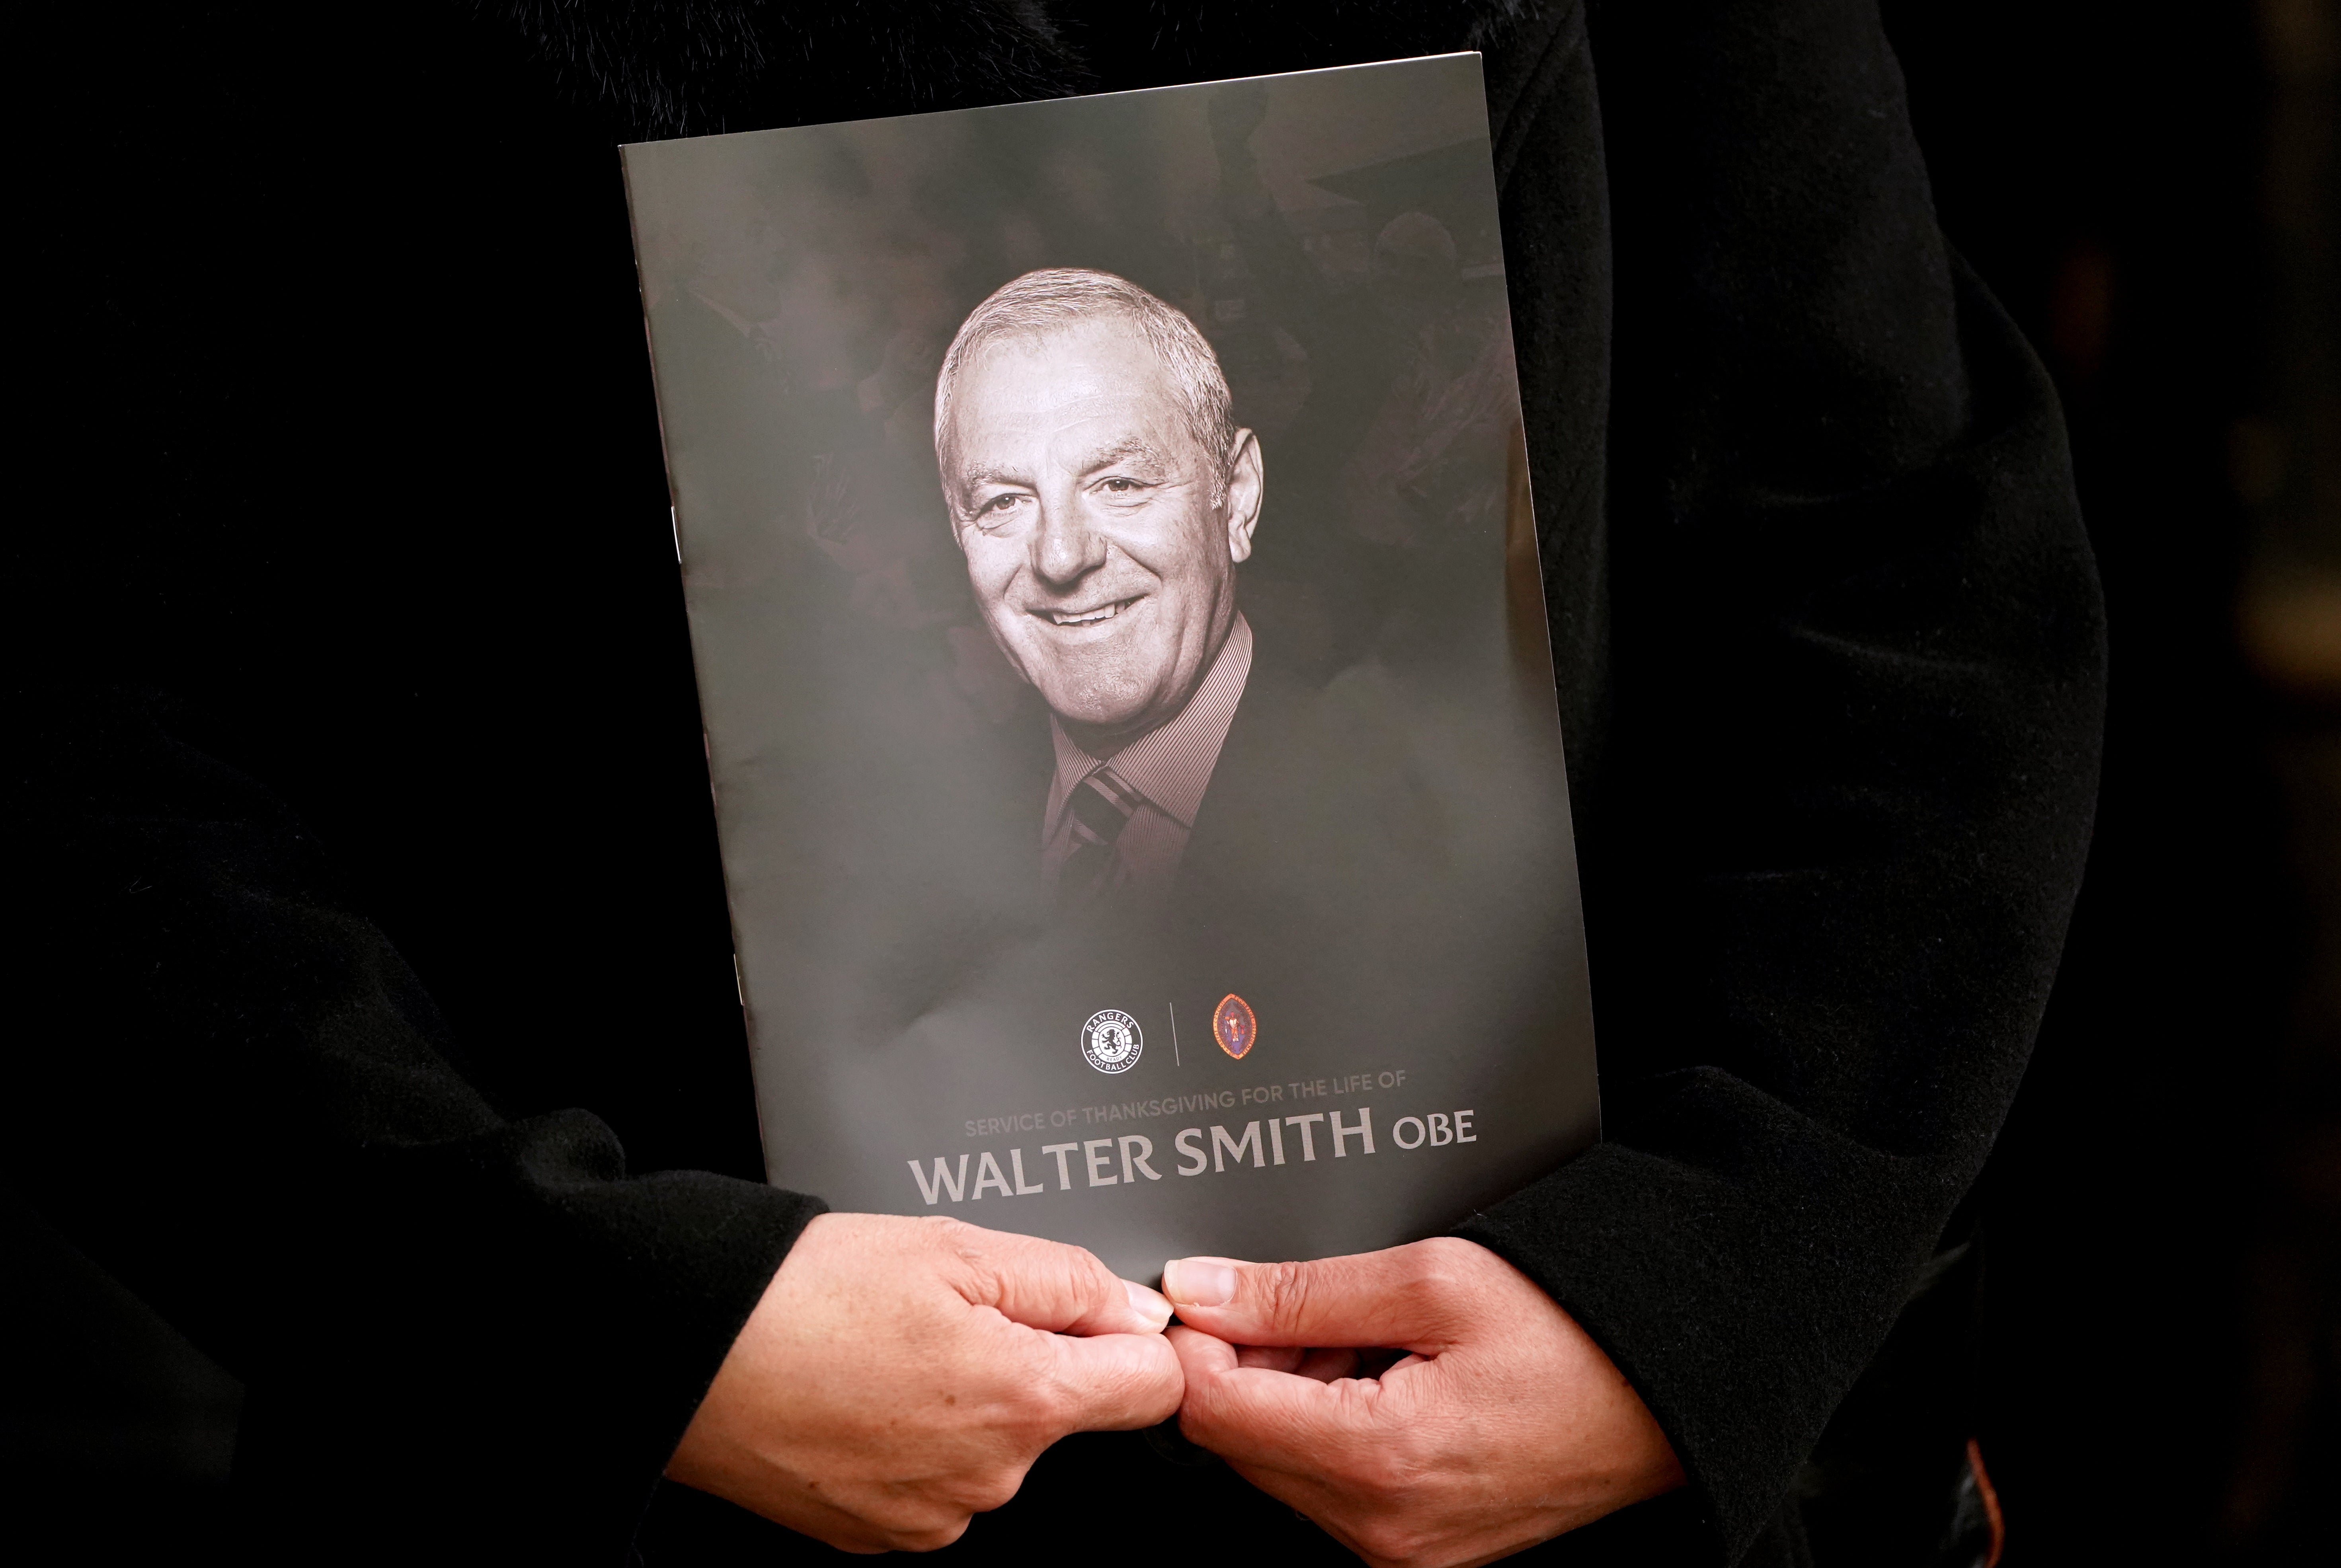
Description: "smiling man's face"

(942, 317), (1261, 747)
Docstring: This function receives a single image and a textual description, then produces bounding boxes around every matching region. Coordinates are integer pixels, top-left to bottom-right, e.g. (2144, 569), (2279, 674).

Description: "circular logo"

(1080, 1009), (1143, 1074)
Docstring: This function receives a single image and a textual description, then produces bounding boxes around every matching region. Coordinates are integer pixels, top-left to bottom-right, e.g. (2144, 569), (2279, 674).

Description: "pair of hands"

(668, 1214), (1684, 1565)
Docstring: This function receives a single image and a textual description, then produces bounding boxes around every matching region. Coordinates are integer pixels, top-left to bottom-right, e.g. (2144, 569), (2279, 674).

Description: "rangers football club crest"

(1079, 1009), (1143, 1074)
(1213, 994), (1258, 1060)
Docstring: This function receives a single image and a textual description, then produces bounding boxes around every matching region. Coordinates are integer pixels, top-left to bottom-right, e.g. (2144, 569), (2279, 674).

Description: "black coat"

(8, 2), (2103, 1564)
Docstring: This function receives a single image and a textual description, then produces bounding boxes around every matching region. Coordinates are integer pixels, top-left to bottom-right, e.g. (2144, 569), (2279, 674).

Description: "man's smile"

(1035, 594), (1143, 628)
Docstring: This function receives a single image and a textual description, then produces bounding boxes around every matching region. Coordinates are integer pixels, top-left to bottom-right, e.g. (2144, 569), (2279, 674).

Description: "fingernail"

(1163, 1257), (1238, 1307)
(1123, 1279), (1174, 1332)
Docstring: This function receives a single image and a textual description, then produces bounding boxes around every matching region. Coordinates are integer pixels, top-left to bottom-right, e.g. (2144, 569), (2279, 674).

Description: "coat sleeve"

(5, 690), (825, 1559)
(1462, 2), (2106, 1559)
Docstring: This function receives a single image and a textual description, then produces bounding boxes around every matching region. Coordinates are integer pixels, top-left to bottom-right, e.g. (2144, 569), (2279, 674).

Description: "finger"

(941, 1220), (1172, 1335)
(1175, 1347), (1420, 1473)
(1169, 1323), (1239, 1380)
(1040, 1326), (1185, 1433)
(1161, 1241), (1467, 1349)
(1294, 1347), (1360, 1384)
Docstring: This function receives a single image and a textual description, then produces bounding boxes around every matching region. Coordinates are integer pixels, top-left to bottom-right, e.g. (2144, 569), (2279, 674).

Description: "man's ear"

(1223, 429), (1263, 564)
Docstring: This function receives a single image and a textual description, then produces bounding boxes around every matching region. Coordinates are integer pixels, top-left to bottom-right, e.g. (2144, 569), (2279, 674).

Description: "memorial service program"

(622, 54), (1598, 1277)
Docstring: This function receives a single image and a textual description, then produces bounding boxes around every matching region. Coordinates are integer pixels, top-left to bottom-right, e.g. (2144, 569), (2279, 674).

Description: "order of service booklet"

(621, 53), (1598, 1279)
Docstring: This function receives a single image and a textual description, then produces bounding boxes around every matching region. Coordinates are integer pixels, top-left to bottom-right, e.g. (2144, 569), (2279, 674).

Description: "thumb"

(946, 1223), (1173, 1336)
(1038, 1324), (1186, 1434)
(1161, 1242), (1463, 1349)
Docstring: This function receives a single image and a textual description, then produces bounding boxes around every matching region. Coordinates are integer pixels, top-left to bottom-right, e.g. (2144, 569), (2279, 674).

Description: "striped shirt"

(1042, 613), (1254, 897)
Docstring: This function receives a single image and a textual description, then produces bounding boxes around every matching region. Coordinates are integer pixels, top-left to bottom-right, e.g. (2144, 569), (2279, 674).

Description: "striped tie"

(1058, 765), (1143, 911)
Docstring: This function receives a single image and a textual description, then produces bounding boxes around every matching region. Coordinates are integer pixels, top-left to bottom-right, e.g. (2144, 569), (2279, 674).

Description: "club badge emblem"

(1079, 1009), (1143, 1074)
(1213, 994), (1258, 1060)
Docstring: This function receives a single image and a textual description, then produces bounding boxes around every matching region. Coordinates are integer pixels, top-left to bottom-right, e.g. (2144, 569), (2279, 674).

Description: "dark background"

(1883, 2), (2337, 1564)
(4, 2), (2333, 1562)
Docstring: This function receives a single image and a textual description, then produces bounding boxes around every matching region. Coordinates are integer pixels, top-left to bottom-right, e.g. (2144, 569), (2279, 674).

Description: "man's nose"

(1030, 498), (1107, 587)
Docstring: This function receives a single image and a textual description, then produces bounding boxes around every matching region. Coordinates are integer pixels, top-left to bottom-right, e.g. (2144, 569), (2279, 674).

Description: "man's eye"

(1098, 477), (1147, 494)
(977, 494), (1026, 517)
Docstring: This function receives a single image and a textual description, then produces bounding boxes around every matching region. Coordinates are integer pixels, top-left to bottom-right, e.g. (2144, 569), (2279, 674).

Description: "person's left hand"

(1164, 1238), (1686, 1568)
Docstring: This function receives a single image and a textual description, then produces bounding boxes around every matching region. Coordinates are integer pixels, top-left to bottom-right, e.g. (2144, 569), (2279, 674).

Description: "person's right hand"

(665, 1213), (1181, 1551)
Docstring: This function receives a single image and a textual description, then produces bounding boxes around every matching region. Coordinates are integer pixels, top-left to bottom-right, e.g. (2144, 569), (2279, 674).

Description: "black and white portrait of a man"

(935, 269), (1262, 908)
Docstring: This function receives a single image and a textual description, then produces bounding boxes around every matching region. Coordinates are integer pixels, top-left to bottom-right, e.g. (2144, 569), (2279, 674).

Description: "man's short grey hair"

(933, 268), (1237, 497)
